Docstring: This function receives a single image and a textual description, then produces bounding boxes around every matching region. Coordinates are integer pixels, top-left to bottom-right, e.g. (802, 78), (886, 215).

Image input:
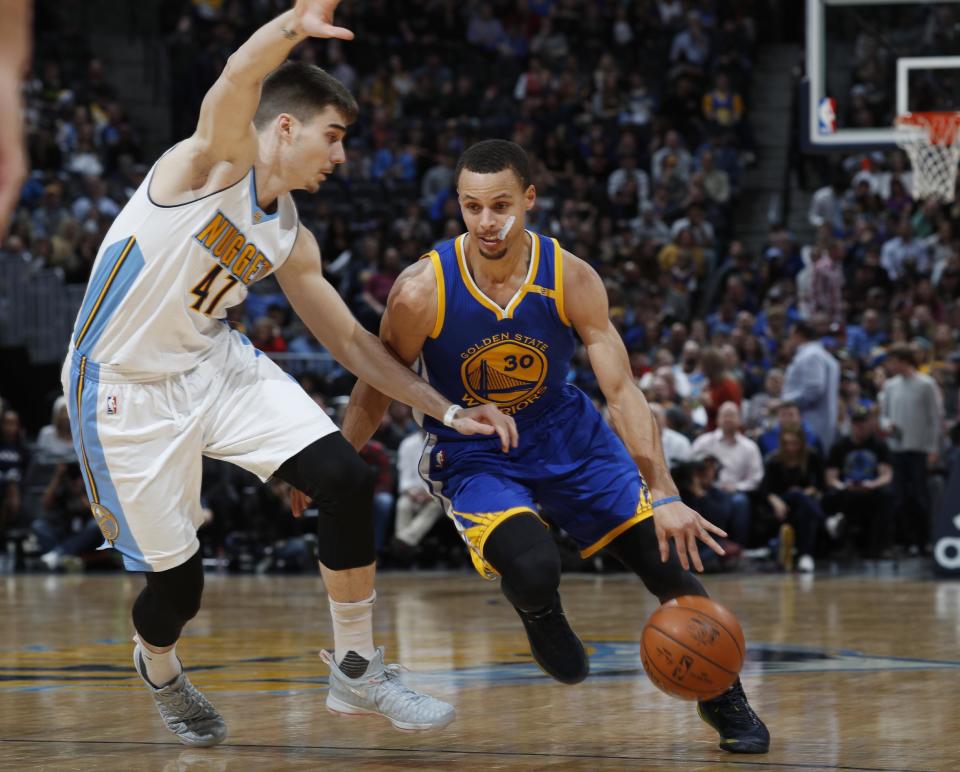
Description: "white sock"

(329, 591), (376, 666)
(135, 635), (182, 687)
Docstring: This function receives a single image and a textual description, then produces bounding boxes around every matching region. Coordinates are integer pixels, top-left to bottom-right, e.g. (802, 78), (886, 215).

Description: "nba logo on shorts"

(105, 395), (118, 415)
(817, 97), (837, 135)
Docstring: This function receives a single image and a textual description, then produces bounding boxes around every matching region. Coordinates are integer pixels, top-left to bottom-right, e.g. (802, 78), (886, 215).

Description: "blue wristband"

(652, 496), (682, 509)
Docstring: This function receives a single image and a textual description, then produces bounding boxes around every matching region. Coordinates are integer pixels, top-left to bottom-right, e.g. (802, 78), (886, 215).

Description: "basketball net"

(894, 112), (960, 203)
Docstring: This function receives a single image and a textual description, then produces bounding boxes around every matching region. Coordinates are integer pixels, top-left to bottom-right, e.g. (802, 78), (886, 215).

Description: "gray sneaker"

(134, 643), (228, 747)
(322, 647), (455, 731)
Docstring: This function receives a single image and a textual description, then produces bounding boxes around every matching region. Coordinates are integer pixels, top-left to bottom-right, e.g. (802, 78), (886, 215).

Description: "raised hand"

(292, 0), (354, 40)
(653, 499), (727, 573)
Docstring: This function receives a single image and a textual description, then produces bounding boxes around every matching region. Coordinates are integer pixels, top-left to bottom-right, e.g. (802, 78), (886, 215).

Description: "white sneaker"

(134, 643), (227, 747)
(797, 554), (815, 573)
(322, 647), (455, 731)
(825, 513), (845, 540)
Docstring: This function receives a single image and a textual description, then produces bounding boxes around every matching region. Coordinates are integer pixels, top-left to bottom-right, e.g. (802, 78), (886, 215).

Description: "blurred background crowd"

(1, 0), (958, 576)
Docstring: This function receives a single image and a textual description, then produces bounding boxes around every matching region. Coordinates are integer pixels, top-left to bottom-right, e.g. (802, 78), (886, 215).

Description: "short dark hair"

(455, 139), (531, 189)
(778, 400), (800, 413)
(792, 320), (817, 340)
(887, 343), (917, 367)
(253, 61), (358, 130)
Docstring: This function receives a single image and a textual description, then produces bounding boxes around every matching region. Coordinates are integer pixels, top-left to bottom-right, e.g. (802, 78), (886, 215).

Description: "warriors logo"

(91, 502), (120, 544)
(460, 341), (548, 409)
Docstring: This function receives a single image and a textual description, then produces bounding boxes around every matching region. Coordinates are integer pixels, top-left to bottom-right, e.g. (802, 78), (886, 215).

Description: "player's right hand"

(293, 0), (354, 40)
(451, 404), (518, 454)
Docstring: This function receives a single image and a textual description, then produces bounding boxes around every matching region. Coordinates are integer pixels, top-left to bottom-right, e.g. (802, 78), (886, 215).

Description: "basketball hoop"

(894, 112), (960, 203)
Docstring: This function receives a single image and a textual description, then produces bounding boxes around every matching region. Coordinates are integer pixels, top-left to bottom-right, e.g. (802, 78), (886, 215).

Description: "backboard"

(804, 0), (960, 151)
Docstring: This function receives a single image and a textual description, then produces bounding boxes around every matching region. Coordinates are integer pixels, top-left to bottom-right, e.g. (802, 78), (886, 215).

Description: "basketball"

(640, 596), (746, 701)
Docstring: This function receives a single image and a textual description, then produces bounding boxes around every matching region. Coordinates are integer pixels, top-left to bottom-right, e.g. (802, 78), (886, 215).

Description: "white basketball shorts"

(61, 330), (337, 572)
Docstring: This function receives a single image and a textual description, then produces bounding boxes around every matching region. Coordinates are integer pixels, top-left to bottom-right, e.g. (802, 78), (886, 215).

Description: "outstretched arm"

(340, 259), (436, 451)
(277, 228), (518, 446)
(563, 251), (725, 572)
(155, 1), (353, 198)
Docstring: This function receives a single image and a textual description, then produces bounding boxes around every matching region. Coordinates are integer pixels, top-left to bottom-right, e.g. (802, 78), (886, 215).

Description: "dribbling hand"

(653, 500), (727, 573)
(449, 404), (519, 454)
(292, 0), (354, 40)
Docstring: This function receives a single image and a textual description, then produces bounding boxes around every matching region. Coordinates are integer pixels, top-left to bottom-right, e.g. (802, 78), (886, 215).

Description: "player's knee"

(275, 433), (375, 512)
(276, 434), (377, 571)
(484, 515), (561, 611)
(336, 451), (377, 505)
(173, 573), (204, 622)
(133, 551), (204, 647)
(498, 537), (561, 612)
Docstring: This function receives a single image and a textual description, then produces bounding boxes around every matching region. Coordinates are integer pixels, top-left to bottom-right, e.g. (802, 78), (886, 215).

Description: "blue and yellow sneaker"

(697, 679), (770, 753)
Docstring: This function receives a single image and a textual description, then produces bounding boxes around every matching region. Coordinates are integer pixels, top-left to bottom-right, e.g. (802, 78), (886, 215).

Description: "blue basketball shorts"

(421, 387), (653, 578)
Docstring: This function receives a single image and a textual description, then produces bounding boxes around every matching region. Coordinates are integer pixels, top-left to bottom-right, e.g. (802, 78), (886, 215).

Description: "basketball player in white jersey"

(62, 0), (517, 746)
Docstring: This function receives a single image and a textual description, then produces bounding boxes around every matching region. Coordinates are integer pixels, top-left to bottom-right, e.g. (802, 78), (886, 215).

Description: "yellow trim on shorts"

(551, 238), (571, 326)
(74, 357), (99, 504)
(452, 505), (546, 578)
(579, 500), (654, 559)
(425, 250), (445, 338)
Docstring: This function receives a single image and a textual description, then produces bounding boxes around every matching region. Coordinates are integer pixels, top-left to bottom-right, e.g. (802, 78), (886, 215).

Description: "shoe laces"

(370, 664), (425, 698)
(706, 681), (762, 729)
(158, 679), (217, 722)
(369, 662), (408, 683)
(322, 650), (429, 704)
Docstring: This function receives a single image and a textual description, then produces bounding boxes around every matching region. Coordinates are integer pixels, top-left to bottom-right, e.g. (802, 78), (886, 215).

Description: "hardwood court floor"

(1, 568), (958, 771)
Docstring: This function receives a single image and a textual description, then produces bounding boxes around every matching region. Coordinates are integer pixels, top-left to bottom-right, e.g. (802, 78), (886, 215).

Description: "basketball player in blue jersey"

(61, 1), (517, 746)
(325, 140), (770, 753)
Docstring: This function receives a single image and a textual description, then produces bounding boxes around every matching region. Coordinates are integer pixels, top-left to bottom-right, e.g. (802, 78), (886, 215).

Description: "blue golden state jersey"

(419, 231), (575, 440)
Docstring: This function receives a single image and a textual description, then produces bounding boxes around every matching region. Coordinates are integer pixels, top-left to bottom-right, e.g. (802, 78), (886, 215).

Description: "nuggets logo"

(460, 340), (547, 412)
(91, 502), (120, 544)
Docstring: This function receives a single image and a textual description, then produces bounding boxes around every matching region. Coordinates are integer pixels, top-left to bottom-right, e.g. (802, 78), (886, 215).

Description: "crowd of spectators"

(2, 1), (959, 576)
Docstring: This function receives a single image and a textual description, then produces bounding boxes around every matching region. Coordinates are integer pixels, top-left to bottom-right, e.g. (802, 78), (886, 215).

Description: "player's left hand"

(292, 0), (354, 40)
(450, 404), (519, 453)
(653, 500), (726, 573)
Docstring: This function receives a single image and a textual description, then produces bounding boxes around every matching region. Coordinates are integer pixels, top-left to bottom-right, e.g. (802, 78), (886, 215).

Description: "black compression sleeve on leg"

(273, 433), (376, 571)
(483, 514), (561, 612)
(604, 516), (708, 603)
(132, 550), (204, 648)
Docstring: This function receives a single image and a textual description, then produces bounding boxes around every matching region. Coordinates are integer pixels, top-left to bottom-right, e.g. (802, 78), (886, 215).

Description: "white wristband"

(442, 404), (463, 427)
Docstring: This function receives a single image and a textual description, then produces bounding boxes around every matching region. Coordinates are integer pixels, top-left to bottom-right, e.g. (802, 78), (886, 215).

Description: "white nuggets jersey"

(69, 157), (299, 374)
